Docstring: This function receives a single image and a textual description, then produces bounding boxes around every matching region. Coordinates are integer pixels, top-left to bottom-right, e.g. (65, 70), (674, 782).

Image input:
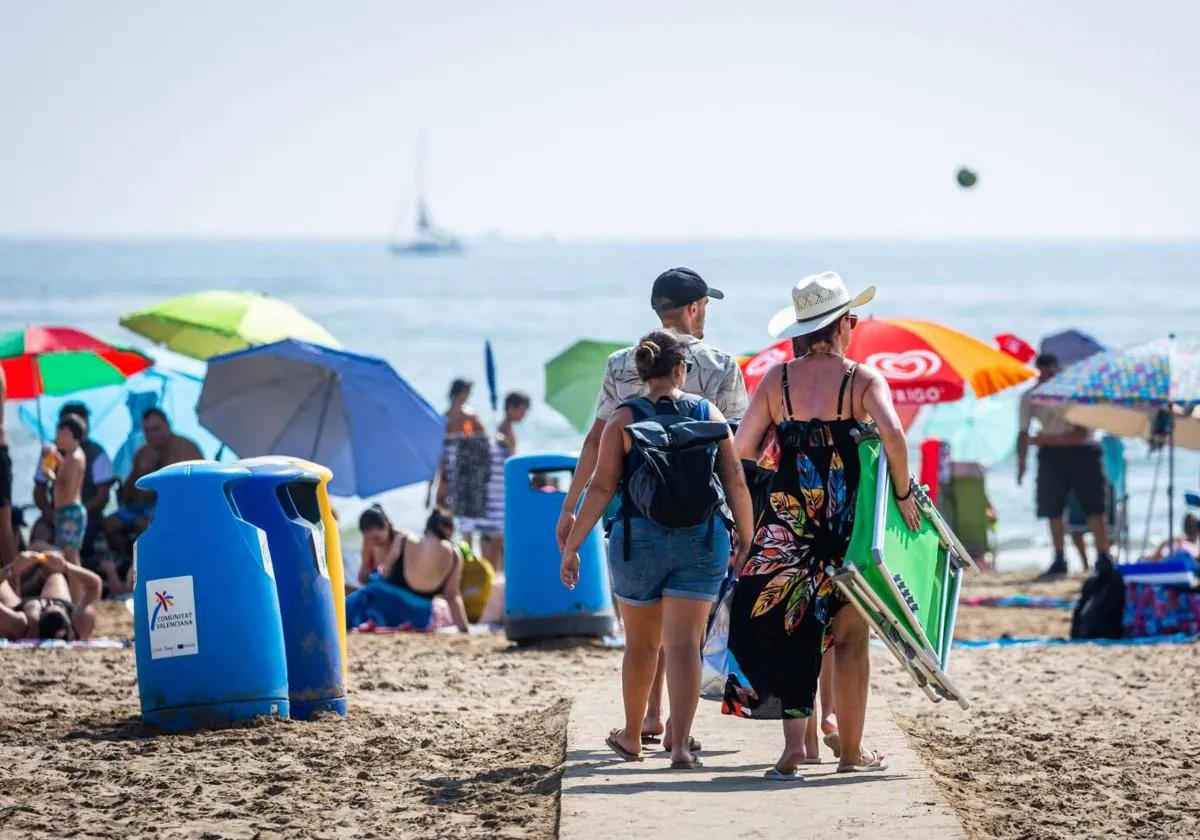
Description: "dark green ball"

(956, 168), (978, 188)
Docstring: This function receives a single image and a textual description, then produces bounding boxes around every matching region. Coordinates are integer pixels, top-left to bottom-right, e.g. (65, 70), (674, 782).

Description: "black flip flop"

(606, 730), (643, 762)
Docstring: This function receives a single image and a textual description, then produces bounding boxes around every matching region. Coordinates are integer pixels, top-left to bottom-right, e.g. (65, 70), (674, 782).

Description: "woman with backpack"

(728, 272), (921, 779)
(560, 330), (754, 770)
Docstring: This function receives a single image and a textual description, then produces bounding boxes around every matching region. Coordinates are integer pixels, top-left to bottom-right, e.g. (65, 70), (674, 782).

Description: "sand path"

(560, 653), (964, 840)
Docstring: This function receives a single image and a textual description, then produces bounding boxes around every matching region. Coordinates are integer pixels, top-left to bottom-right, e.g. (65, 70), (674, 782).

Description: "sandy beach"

(4, 575), (1199, 839)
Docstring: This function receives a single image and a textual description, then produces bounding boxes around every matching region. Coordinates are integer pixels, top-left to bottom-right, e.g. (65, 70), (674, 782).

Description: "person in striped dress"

(479, 392), (531, 573)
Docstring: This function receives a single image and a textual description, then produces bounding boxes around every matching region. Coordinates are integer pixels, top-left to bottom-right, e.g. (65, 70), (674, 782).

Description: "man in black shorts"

(1017, 353), (1111, 579)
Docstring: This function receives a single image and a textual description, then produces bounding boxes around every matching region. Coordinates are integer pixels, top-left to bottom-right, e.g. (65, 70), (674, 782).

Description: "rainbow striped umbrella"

(0, 326), (153, 400)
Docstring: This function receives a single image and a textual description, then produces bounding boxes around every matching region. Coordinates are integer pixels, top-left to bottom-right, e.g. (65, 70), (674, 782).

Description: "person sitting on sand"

(42, 416), (89, 569)
(357, 505), (469, 632)
(1, 548), (102, 641)
(559, 330), (754, 770)
(103, 408), (203, 565)
(1151, 513), (1200, 560)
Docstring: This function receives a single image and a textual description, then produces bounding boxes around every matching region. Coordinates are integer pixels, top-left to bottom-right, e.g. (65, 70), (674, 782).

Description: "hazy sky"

(2, 1), (1198, 239)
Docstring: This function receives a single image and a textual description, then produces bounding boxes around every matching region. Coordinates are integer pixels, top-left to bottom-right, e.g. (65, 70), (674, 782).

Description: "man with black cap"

(1017, 353), (1111, 579)
(556, 266), (747, 748)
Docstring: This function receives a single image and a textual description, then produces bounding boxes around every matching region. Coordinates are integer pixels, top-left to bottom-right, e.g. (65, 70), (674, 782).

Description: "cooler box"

(133, 461), (290, 730)
(234, 461), (347, 720)
(504, 453), (615, 642)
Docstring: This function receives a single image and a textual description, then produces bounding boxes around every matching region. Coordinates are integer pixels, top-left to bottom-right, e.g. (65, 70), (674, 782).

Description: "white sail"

(389, 131), (463, 256)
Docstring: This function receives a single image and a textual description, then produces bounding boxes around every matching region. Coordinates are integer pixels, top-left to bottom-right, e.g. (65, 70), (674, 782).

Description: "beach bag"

(622, 396), (727, 529)
(1070, 564), (1125, 640)
(701, 572), (750, 701)
(453, 435), (492, 520)
(457, 540), (494, 624)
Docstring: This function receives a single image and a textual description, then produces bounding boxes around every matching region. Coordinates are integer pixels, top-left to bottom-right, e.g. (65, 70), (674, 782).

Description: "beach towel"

(0, 638), (132, 649)
(344, 574), (450, 632)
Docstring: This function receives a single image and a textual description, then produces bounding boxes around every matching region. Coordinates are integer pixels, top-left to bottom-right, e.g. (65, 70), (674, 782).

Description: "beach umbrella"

(198, 339), (445, 497)
(994, 333), (1037, 364)
(908, 392), (1021, 468)
(544, 339), (626, 432)
(18, 346), (232, 478)
(1062, 404), (1200, 451)
(1039, 329), (1106, 366)
(0, 326), (153, 401)
(739, 319), (1035, 409)
(119, 290), (340, 361)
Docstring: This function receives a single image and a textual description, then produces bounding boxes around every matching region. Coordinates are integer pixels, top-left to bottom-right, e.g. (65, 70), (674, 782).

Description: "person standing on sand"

(0, 365), (16, 571)
(560, 330), (754, 769)
(556, 267), (748, 752)
(481, 391), (531, 573)
(730, 272), (919, 778)
(44, 416), (88, 569)
(1017, 353), (1111, 579)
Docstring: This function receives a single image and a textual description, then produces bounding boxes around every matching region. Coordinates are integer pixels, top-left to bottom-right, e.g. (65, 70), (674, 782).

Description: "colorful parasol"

(0, 326), (153, 400)
(1031, 336), (1200, 408)
(739, 318), (1035, 408)
(119, 290), (340, 361)
(544, 339), (626, 432)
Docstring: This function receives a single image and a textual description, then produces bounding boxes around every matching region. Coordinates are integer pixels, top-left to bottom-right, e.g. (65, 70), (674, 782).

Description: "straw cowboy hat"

(767, 271), (876, 339)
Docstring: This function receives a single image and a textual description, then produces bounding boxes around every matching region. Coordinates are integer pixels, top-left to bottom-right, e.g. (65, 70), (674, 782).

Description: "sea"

(2, 239), (1198, 574)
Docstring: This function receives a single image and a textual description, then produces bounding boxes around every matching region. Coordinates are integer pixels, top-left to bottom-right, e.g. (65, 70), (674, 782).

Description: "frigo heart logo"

(865, 349), (943, 381)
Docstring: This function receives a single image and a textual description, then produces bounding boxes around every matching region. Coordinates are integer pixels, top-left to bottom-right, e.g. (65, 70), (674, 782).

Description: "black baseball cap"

(651, 267), (724, 312)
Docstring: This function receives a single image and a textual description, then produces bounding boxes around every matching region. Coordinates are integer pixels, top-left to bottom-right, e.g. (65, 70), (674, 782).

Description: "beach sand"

(4, 574), (1199, 839)
(1, 602), (617, 839)
(883, 570), (1200, 840)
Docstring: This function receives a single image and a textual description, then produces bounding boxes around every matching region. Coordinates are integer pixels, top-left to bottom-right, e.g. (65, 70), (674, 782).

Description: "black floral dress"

(723, 363), (866, 720)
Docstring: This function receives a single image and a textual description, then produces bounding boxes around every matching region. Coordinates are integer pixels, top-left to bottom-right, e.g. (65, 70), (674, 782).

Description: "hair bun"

(635, 340), (661, 366)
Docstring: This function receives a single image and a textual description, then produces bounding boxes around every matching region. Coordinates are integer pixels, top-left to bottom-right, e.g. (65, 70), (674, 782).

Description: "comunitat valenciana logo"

(150, 591), (173, 630)
(865, 350), (943, 381)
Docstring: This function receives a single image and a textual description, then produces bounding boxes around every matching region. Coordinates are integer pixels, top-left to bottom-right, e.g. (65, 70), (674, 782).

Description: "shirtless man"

(45, 416), (88, 567)
(103, 407), (203, 561)
(0, 364), (16, 570)
(1, 548), (102, 641)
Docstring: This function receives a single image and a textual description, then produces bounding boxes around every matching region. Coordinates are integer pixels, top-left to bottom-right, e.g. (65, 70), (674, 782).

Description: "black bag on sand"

(1070, 562), (1125, 640)
(621, 397), (729, 559)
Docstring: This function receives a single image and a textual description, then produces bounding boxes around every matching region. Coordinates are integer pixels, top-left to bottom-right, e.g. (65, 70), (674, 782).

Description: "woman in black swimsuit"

(357, 506), (470, 632)
(0, 549), (102, 641)
(730, 272), (920, 779)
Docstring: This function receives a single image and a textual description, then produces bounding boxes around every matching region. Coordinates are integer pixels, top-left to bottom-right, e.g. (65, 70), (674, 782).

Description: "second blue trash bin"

(234, 461), (347, 720)
(504, 453), (615, 642)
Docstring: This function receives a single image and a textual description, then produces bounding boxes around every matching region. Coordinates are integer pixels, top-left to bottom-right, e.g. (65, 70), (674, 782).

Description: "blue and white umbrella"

(198, 339), (446, 497)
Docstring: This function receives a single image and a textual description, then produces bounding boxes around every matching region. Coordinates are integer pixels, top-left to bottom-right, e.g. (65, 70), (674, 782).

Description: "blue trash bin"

(504, 453), (615, 641)
(234, 461), (347, 720)
(133, 461), (290, 730)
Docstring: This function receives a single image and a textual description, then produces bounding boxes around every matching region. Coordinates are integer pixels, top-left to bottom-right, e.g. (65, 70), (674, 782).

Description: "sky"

(1, 0), (1198, 240)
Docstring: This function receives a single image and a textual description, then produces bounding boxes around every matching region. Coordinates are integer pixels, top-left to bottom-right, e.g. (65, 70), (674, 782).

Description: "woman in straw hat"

(726, 271), (920, 779)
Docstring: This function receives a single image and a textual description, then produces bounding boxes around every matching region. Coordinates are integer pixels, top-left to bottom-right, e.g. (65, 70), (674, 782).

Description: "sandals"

(670, 757), (704, 770)
(837, 750), (888, 773)
(823, 731), (842, 758)
(605, 729), (643, 762)
(764, 766), (805, 781)
(663, 735), (702, 753)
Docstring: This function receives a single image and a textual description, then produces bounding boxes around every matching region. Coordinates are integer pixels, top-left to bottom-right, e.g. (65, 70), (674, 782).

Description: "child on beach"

(44, 416), (88, 568)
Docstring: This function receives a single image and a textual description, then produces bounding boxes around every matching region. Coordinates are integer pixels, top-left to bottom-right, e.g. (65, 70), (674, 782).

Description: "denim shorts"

(607, 517), (730, 606)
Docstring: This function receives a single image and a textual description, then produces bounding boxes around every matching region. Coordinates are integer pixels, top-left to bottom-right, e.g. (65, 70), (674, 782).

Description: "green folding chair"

(832, 429), (980, 709)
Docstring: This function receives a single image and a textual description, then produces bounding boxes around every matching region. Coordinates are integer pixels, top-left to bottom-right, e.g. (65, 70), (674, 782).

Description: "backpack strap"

(837, 364), (859, 420)
(623, 397), (658, 422)
(781, 363), (794, 420)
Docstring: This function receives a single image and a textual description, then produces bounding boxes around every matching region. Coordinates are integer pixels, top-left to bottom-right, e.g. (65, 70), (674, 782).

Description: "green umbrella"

(544, 339), (626, 432)
(119, 290), (341, 361)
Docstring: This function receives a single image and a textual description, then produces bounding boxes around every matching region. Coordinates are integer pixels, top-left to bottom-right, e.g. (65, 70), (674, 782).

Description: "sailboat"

(389, 133), (463, 256)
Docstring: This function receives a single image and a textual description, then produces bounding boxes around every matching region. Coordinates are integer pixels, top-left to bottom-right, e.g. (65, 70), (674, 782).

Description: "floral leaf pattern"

(752, 568), (798, 617)
(769, 492), (806, 532)
(783, 570), (814, 632)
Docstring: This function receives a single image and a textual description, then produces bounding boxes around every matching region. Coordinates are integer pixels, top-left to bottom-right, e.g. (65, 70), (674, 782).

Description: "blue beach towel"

(344, 574), (437, 631)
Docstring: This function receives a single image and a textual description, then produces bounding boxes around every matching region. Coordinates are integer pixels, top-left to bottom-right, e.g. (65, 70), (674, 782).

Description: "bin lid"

(240, 455), (332, 483)
(135, 459), (251, 491)
(240, 461), (310, 485)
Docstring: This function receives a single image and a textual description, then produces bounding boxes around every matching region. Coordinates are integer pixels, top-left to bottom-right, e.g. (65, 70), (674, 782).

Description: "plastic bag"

(700, 573), (750, 702)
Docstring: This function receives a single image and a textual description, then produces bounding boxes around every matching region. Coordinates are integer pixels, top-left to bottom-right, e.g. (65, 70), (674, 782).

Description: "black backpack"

(620, 396), (729, 559)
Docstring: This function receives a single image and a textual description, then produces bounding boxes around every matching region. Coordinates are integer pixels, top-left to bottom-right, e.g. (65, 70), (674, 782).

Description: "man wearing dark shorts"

(1017, 353), (1111, 579)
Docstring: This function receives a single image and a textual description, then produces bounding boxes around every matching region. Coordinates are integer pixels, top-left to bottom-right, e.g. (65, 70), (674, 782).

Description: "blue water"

(3, 240), (1198, 570)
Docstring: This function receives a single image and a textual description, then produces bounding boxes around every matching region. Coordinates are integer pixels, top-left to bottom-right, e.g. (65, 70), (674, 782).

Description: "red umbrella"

(0, 326), (153, 400)
(738, 318), (1035, 408)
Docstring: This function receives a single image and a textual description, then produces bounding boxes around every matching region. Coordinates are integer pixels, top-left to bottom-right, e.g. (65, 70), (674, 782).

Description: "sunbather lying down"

(0, 548), (101, 641)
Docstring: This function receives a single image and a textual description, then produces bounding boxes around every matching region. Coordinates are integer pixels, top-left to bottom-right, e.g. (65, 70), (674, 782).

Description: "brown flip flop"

(605, 730), (643, 762)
